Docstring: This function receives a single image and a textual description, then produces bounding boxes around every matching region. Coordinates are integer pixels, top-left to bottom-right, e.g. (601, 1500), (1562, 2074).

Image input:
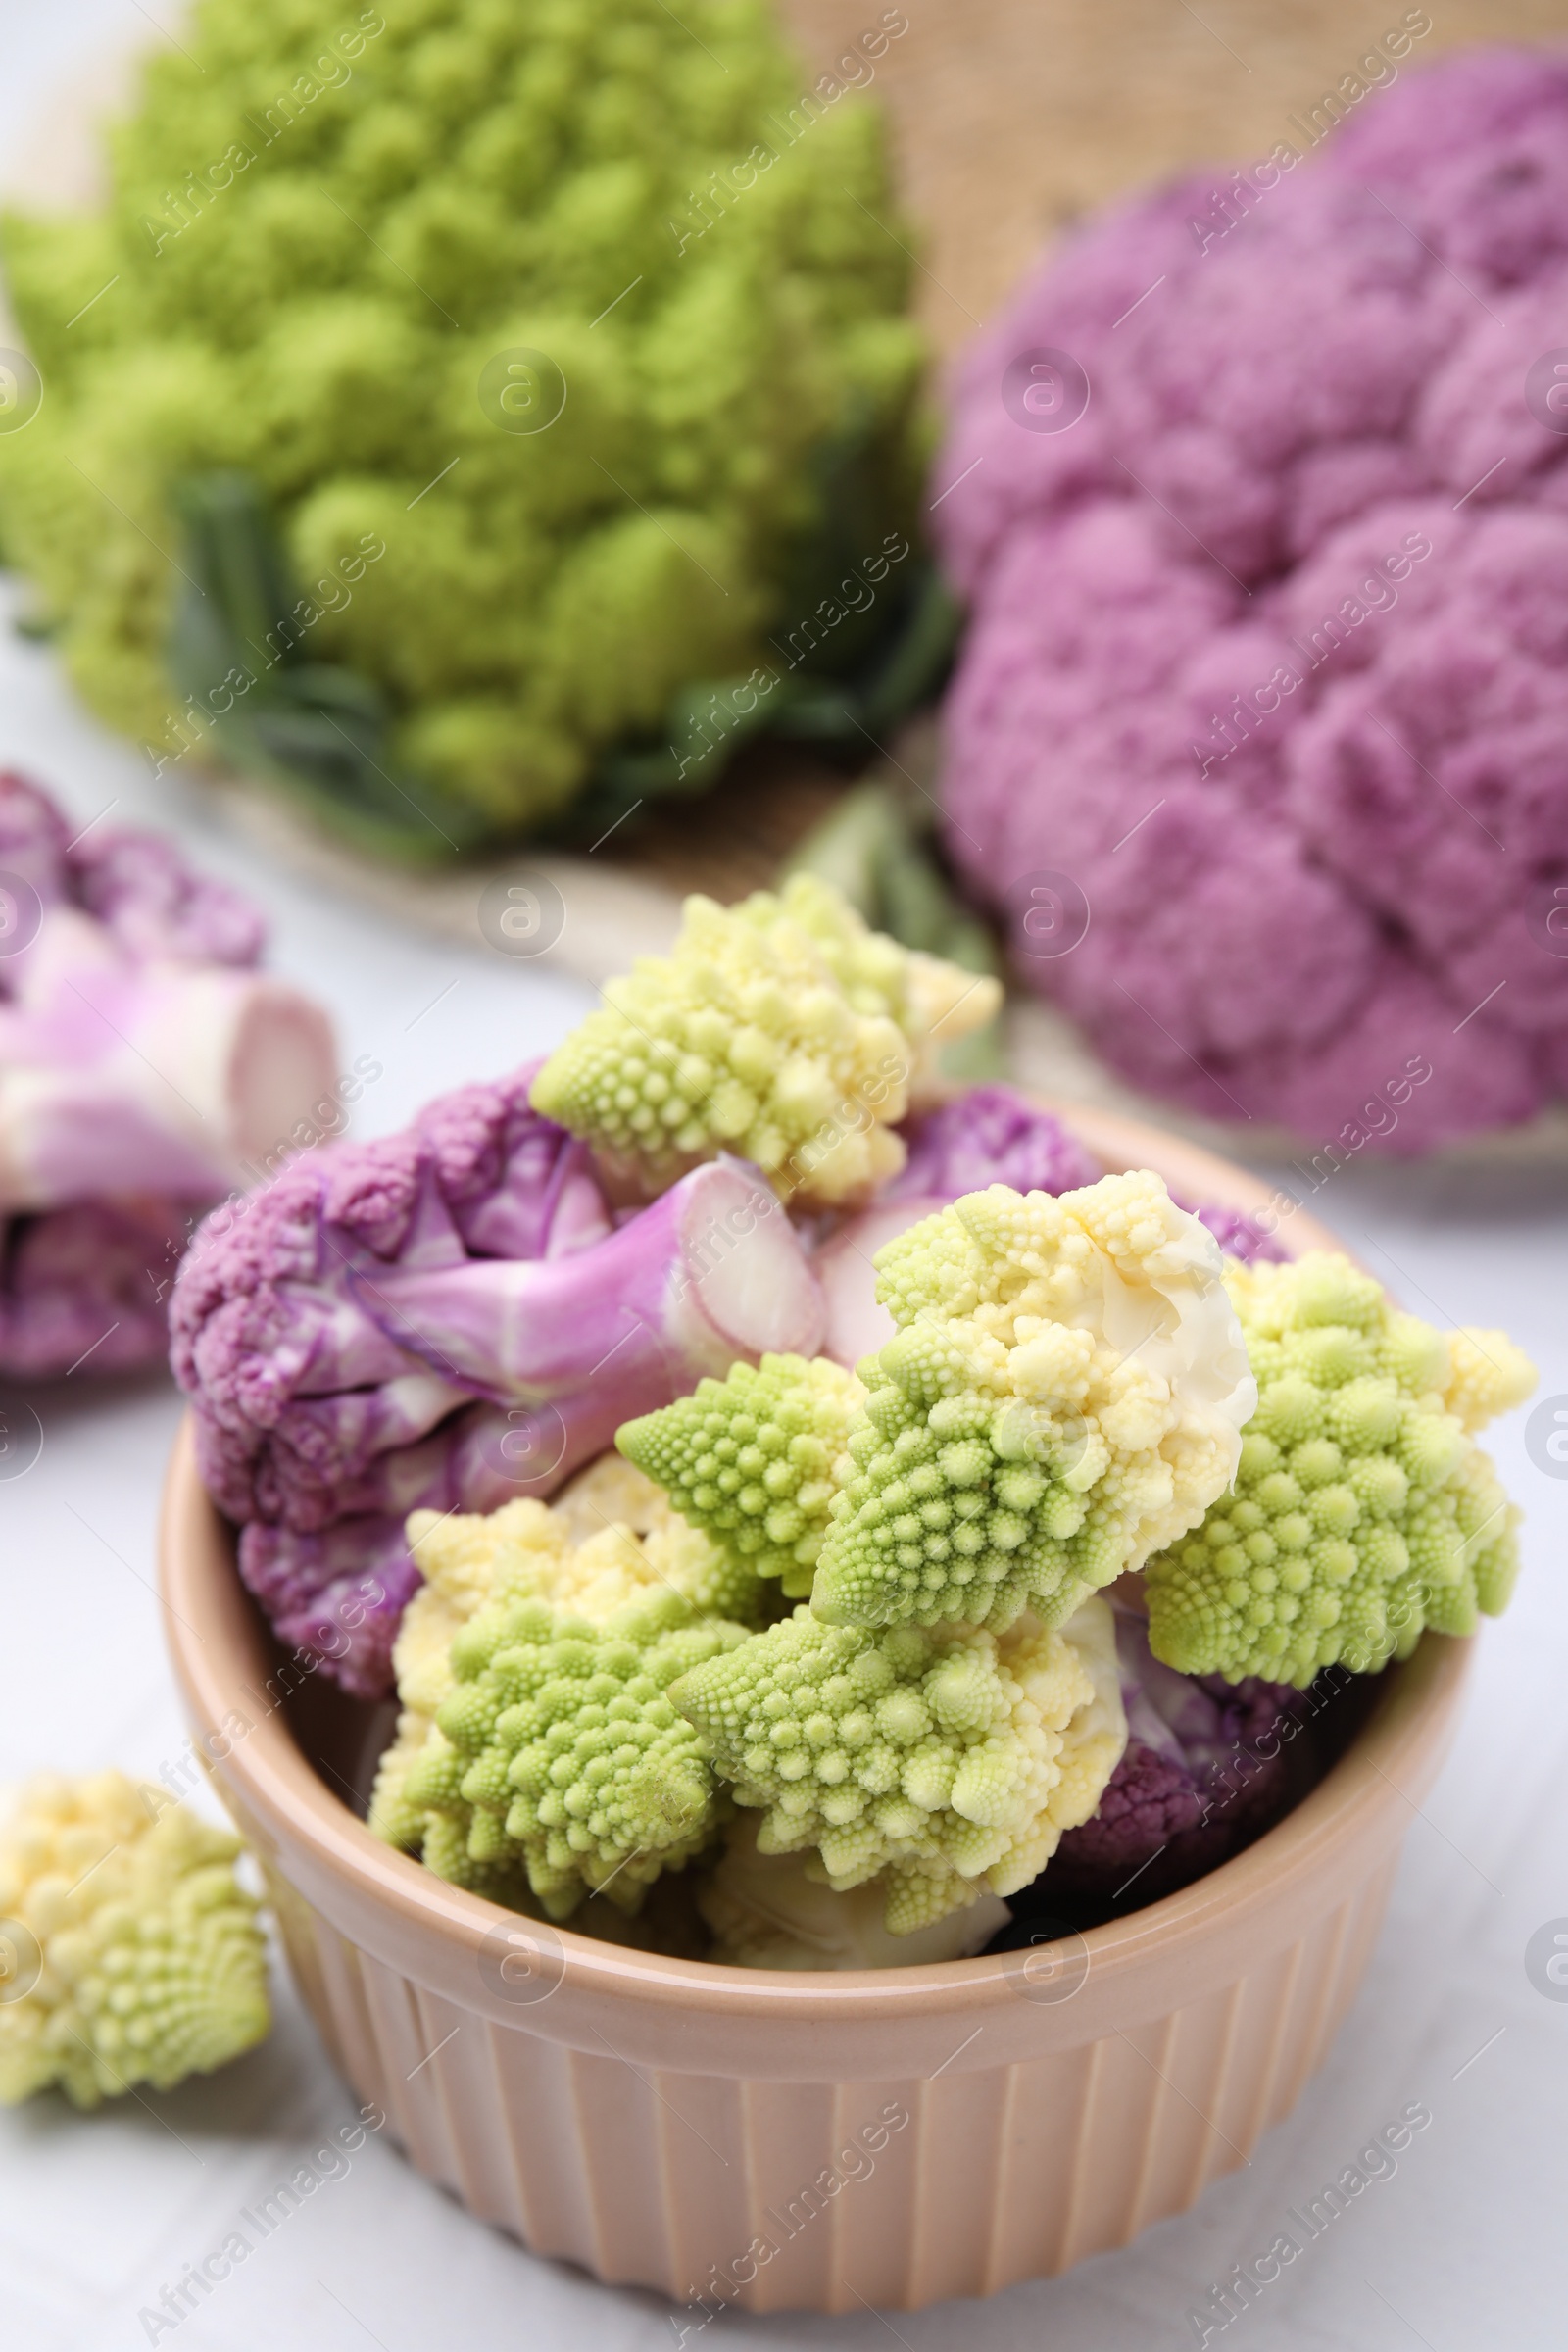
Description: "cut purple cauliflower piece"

(0, 770), (332, 1217)
(0, 770), (334, 1378)
(0, 1198), (192, 1378)
(172, 1067), (827, 1692)
(0, 769), (264, 967)
(172, 1062), (608, 1528)
(1042, 1609), (1300, 1904)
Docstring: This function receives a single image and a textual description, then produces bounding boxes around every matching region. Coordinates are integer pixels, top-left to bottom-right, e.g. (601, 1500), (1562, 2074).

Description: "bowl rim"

(159, 1097), (1475, 2029)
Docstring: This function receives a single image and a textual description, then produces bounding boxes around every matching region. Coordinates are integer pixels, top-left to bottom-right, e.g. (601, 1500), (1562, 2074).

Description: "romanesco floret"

(0, 0), (924, 837)
(0, 1773), (270, 2109)
(402, 1588), (750, 1919)
(669, 1596), (1126, 1933)
(742, 872), (999, 1111)
(528, 876), (1000, 1205)
(617, 1353), (865, 1598)
(368, 1454), (766, 1859)
(810, 1172), (1255, 1631)
(1144, 1254), (1537, 1683)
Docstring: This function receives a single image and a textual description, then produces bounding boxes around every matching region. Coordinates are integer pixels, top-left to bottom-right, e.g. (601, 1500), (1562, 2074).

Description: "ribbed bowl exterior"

(259, 1846), (1397, 2308)
(160, 1105), (1473, 2310)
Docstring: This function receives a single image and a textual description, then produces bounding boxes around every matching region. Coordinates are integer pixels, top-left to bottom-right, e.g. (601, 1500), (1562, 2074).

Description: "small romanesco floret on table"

(810, 1171), (1256, 1632)
(528, 875), (1001, 1207)
(0, 1773), (270, 2109)
(617, 1354), (865, 1599)
(670, 1596), (1126, 1935)
(1144, 1254), (1537, 1684)
(401, 1589), (751, 1920)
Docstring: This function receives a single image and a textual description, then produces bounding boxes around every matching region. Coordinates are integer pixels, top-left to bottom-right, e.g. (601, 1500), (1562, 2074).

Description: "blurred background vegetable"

(0, 771), (336, 1379)
(931, 46), (1568, 1152)
(0, 0), (935, 858)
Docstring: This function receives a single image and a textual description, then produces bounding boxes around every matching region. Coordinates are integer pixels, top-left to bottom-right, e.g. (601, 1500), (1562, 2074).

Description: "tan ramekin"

(159, 1107), (1475, 2311)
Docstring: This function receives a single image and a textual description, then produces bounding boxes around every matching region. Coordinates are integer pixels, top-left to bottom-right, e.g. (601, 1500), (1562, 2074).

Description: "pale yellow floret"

(812, 1171), (1256, 1631)
(370, 1456), (760, 1850)
(1441, 1328), (1537, 1433)
(528, 875), (998, 1207)
(672, 1595), (1126, 1934)
(0, 1772), (269, 2108)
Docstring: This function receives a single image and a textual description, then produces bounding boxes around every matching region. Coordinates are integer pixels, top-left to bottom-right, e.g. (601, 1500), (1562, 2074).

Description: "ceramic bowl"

(159, 1106), (1472, 2311)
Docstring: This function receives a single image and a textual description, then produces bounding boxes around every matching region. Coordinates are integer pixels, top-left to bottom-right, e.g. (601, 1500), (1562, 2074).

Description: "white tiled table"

(1, 12), (1565, 2345)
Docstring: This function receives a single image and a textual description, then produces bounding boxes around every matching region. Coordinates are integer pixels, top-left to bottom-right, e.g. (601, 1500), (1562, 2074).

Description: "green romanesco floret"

(401, 1587), (751, 1919)
(0, 0), (925, 834)
(809, 1171), (1256, 1631)
(528, 875), (1000, 1205)
(369, 1453), (768, 1861)
(670, 1596), (1126, 1934)
(617, 1353), (865, 1598)
(1144, 1253), (1537, 1684)
(0, 1772), (270, 2109)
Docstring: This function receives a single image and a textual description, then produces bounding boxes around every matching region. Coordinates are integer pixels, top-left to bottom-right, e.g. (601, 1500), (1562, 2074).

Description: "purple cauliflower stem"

(932, 48), (1568, 1152)
(0, 772), (335, 1378)
(172, 1065), (827, 1694)
(1043, 1608), (1299, 1904)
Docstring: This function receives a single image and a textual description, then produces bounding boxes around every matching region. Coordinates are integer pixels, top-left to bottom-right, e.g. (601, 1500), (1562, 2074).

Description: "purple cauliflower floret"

(171, 1065), (828, 1694)
(0, 771), (334, 1379)
(1178, 1200), (1288, 1265)
(884, 1084), (1102, 1200)
(932, 48), (1568, 1152)
(0, 769), (264, 968)
(1047, 1610), (1299, 1902)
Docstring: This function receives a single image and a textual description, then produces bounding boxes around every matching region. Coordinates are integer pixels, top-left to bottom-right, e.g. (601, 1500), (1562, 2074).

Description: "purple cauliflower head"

(172, 1063), (828, 1695)
(932, 47), (1568, 1152)
(1, 771), (333, 1379)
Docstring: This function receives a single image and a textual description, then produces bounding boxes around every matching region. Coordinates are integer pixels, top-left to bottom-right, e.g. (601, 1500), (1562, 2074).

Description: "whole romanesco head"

(528, 876), (1001, 1205)
(0, 1773), (270, 2109)
(368, 1453), (768, 1862)
(810, 1171), (1256, 1631)
(617, 1353), (865, 1598)
(1144, 1254), (1537, 1684)
(670, 1595), (1126, 1934)
(0, 0), (924, 835)
(400, 1587), (751, 1918)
